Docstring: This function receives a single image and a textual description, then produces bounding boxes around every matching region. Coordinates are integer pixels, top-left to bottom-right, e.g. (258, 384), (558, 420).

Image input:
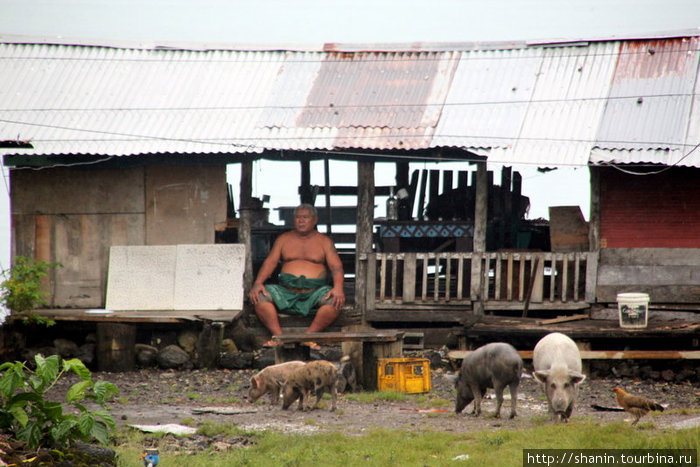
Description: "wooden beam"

(588, 166), (600, 251)
(537, 314), (589, 325)
(299, 160), (312, 204)
(473, 162), (487, 253)
(323, 157), (332, 234)
(355, 161), (374, 323)
(239, 161), (254, 291)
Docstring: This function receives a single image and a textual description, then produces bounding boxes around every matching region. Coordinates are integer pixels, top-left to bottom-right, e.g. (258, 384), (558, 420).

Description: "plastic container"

(377, 357), (431, 393)
(616, 292), (649, 328)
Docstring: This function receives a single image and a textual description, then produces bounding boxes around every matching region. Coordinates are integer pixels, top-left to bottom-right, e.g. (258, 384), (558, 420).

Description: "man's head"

(293, 204), (318, 234)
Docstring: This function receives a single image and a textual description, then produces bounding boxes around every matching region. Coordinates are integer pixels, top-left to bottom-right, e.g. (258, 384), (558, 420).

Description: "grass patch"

(112, 420), (699, 466)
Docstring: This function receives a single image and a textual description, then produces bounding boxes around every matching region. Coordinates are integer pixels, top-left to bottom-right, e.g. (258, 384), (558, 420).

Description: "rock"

(151, 331), (177, 349)
(53, 338), (80, 358)
(135, 343), (158, 368)
(21, 346), (56, 365)
(218, 351), (254, 369)
(319, 346), (343, 362)
(424, 350), (444, 370)
(156, 344), (192, 370)
(253, 352), (276, 370)
(230, 320), (259, 352)
(221, 338), (238, 354)
(178, 330), (198, 353)
(77, 343), (96, 367)
(74, 441), (116, 464)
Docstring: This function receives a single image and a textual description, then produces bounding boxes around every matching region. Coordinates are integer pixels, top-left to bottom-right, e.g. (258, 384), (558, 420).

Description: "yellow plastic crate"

(377, 358), (431, 393)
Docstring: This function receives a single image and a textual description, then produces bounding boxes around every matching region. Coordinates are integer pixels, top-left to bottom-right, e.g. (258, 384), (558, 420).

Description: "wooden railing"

(362, 251), (597, 311)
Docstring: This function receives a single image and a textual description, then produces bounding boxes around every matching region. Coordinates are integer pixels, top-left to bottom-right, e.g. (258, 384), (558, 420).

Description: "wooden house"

(1, 34), (698, 353)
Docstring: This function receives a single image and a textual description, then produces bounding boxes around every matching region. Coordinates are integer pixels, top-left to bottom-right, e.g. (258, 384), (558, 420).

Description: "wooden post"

(239, 161), (254, 292)
(300, 160), (312, 204)
(588, 166), (600, 251)
(473, 162), (487, 253)
(416, 169), (428, 219)
(429, 170), (440, 204)
(196, 321), (223, 369)
(395, 162), (409, 188)
(323, 157), (332, 234)
(471, 162), (488, 309)
(355, 161), (375, 322)
(512, 171), (522, 247)
(362, 340), (403, 390)
(96, 323), (135, 372)
(442, 170), (453, 193)
(500, 166), (511, 247)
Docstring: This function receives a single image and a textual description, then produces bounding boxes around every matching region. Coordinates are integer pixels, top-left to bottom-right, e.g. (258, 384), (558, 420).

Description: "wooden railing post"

(355, 161), (374, 322)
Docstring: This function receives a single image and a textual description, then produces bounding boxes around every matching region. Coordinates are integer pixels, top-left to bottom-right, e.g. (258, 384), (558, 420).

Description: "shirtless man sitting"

(248, 204), (345, 348)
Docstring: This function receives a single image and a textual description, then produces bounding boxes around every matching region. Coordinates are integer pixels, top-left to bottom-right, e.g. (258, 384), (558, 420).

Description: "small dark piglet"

(336, 355), (359, 393)
(455, 342), (523, 419)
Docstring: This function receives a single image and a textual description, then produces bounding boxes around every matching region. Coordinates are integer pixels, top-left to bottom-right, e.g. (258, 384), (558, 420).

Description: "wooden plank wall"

(596, 248), (700, 303)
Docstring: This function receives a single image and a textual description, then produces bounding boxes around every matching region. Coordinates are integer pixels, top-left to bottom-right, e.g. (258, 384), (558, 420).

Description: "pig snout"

(550, 391), (570, 414)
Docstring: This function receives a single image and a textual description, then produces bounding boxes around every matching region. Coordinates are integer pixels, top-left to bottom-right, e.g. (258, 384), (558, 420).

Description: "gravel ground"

(49, 350), (700, 437)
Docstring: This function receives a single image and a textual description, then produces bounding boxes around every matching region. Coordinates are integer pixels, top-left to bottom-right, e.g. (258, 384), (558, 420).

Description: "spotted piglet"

(248, 360), (307, 405)
(282, 360), (338, 411)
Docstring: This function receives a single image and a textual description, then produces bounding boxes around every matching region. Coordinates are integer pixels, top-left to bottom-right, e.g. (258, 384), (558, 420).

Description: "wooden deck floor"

(14, 308), (244, 324)
(459, 315), (698, 338)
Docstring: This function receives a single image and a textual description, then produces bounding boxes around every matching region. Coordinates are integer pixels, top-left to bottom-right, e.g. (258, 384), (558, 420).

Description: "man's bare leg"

(305, 304), (340, 333)
(254, 301), (283, 339)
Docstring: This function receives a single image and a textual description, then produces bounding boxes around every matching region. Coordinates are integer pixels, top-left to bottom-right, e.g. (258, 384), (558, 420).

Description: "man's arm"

(322, 236), (346, 309)
(248, 234), (285, 304)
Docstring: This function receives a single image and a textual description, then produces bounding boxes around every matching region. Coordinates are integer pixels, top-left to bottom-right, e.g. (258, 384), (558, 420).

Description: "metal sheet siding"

(509, 42), (619, 166)
(295, 51), (459, 149)
(0, 44), (285, 155)
(433, 47), (543, 151)
(596, 38), (699, 152)
(1, 37), (699, 166)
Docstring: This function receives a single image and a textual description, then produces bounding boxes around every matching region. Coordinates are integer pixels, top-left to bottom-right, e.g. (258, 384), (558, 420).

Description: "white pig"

(533, 332), (586, 422)
(248, 360), (307, 405)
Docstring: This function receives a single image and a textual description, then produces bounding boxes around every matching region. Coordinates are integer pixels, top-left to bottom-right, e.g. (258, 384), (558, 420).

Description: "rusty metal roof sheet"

(1, 35), (699, 167)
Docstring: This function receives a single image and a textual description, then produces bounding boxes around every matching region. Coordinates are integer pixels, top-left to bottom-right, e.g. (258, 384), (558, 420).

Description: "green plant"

(0, 354), (119, 449)
(0, 256), (61, 315)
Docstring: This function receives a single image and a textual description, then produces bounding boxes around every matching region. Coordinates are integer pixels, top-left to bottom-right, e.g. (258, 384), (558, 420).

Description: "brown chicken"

(613, 387), (665, 425)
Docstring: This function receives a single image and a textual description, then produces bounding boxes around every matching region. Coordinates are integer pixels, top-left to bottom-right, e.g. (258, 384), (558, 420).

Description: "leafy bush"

(0, 354), (119, 449)
(0, 256), (61, 314)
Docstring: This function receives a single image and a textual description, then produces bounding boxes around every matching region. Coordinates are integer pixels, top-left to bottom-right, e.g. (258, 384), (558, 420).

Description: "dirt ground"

(50, 350), (700, 438)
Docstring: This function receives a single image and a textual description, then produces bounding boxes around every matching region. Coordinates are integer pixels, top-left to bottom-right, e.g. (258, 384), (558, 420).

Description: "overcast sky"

(0, 0), (698, 277)
(2, 0), (699, 44)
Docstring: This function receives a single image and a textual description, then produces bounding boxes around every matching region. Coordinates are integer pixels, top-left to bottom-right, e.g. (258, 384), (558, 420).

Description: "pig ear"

(569, 372), (586, 385)
(533, 370), (549, 383)
(250, 376), (259, 389)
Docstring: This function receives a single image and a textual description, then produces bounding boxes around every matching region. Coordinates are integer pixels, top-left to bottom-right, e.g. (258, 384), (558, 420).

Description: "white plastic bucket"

(616, 293), (649, 328)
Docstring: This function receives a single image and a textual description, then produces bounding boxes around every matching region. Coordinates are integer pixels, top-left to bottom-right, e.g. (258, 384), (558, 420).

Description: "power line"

(0, 92), (695, 113)
(1, 115), (697, 150)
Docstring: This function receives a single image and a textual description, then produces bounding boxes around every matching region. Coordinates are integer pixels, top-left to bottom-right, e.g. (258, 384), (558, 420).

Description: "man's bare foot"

(263, 339), (281, 348)
(302, 341), (321, 351)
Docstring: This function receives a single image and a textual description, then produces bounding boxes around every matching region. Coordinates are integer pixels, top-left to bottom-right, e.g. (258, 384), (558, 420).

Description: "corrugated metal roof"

(1, 35), (699, 167)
